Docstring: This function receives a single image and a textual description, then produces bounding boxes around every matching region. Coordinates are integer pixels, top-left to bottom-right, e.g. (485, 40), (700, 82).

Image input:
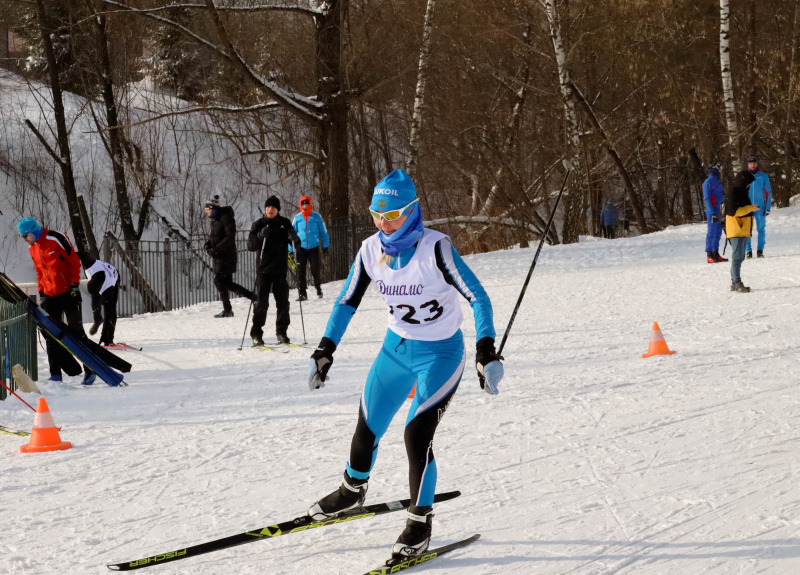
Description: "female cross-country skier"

(306, 169), (505, 560)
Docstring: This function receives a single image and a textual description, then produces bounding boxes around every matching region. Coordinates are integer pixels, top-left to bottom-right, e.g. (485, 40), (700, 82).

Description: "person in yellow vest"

(724, 170), (760, 293)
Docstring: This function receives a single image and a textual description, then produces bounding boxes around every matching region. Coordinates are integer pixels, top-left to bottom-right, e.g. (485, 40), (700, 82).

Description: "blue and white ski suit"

(323, 228), (496, 507)
(702, 171), (724, 252)
(746, 171), (772, 253)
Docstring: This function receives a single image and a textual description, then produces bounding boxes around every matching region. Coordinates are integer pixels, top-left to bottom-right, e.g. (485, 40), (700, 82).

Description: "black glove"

(323, 246), (329, 256)
(711, 214), (719, 223)
(476, 337), (504, 395)
(70, 283), (81, 298)
(203, 240), (210, 250)
(205, 246), (218, 257)
(308, 337), (336, 390)
(257, 226), (271, 240)
(765, 211), (770, 216)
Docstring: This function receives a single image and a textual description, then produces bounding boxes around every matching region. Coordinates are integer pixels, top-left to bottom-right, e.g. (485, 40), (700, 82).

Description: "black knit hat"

(264, 196), (281, 211)
(746, 154), (759, 164)
(205, 194), (221, 208)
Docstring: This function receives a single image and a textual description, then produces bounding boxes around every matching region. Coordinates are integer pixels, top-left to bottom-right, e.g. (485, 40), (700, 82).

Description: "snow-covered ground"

(1, 209), (799, 574)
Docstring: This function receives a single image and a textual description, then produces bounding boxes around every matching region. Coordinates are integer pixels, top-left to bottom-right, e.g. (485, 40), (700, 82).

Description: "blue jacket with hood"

(702, 170), (724, 215)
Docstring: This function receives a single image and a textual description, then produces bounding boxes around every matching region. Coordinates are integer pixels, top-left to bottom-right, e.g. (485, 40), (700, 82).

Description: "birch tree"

(720, 0), (740, 168)
(406, 0), (436, 182)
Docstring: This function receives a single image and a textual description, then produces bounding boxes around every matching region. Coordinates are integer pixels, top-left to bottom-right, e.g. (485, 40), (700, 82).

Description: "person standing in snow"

(702, 163), (727, 263)
(724, 170), (760, 293)
(77, 251), (120, 346)
(306, 169), (504, 561)
(290, 196), (330, 301)
(744, 154), (772, 259)
(600, 200), (619, 238)
(18, 218), (96, 385)
(204, 195), (255, 318)
(247, 196), (301, 346)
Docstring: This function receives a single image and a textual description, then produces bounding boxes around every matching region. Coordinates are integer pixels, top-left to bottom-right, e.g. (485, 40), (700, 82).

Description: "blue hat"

(370, 169), (417, 212)
(17, 218), (43, 241)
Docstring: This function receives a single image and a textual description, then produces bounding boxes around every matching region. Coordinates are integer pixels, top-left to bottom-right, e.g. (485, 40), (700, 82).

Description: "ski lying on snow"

(274, 342), (314, 350)
(102, 343), (143, 351)
(363, 534), (480, 575)
(251, 344), (289, 354)
(0, 424), (30, 437)
(107, 490), (461, 571)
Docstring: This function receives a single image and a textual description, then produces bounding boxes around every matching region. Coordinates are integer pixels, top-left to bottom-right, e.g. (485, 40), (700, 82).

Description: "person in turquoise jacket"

(744, 154), (772, 258)
(290, 195), (330, 300)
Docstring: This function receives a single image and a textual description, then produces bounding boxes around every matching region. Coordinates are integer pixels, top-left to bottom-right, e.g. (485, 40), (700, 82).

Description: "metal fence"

(0, 299), (38, 400)
(103, 220), (376, 318)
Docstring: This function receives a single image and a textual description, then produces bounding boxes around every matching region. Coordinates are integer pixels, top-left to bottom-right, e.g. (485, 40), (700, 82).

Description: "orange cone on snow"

(641, 322), (676, 358)
(20, 397), (72, 453)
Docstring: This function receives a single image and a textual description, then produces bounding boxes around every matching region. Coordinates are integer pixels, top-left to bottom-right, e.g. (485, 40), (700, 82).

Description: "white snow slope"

(1, 209), (799, 575)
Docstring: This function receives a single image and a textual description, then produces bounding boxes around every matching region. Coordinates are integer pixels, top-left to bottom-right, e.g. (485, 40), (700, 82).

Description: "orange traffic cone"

(20, 397), (72, 453)
(641, 322), (676, 358)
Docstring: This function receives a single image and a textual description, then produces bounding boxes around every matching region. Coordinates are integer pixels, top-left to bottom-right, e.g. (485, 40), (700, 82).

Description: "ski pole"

(497, 159), (575, 355)
(289, 252), (307, 344)
(238, 236), (267, 351)
(0, 378), (36, 412)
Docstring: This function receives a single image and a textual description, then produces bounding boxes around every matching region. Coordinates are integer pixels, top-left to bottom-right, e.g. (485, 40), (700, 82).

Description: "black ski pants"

(296, 246), (321, 296)
(250, 273), (290, 339)
(213, 272), (254, 313)
(91, 281), (119, 345)
(41, 291), (91, 377)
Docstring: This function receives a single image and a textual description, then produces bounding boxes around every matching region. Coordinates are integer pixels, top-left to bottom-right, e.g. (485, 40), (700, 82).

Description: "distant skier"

(306, 169), (504, 560)
(600, 200), (619, 238)
(290, 195), (330, 301)
(724, 170), (759, 293)
(18, 217), (95, 385)
(247, 196), (301, 346)
(77, 251), (120, 346)
(204, 195), (255, 318)
(744, 154), (772, 258)
(702, 163), (727, 263)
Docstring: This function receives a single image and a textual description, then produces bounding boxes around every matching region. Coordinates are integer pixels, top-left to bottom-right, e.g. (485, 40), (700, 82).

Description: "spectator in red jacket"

(18, 218), (96, 385)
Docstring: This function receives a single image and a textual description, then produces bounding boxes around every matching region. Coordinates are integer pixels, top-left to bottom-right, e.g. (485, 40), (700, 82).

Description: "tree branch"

(24, 119), (66, 167)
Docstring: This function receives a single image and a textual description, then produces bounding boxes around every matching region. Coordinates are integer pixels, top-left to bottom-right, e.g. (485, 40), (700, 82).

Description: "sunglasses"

(301, 201), (310, 206)
(369, 198), (418, 221)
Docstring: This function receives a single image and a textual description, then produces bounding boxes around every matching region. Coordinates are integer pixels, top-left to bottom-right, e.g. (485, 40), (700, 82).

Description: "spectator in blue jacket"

(290, 195), (330, 301)
(744, 154), (772, 258)
(600, 200), (619, 238)
(702, 163), (727, 263)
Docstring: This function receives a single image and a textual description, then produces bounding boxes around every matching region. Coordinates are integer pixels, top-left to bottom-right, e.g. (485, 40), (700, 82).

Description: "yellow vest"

(725, 205), (760, 238)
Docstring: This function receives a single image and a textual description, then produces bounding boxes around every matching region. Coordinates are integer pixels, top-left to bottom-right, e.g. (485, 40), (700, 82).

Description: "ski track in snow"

(1, 208), (799, 574)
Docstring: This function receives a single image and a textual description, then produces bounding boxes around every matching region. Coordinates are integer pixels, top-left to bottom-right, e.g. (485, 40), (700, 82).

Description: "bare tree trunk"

(720, 0), (740, 169)
(783, 4), (799, 207)
(33, 0), (88, 253)
(544, 0), (582, 243)
(406, 0), (436, 180)
(316, 0), (349, 223)
(745, 0), (757, 151)
(85, 0), (138, 252)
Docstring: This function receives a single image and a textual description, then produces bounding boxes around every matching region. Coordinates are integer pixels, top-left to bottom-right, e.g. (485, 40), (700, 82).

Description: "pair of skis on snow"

(107, 490), (479, 573)
(252, 341), (313, 354)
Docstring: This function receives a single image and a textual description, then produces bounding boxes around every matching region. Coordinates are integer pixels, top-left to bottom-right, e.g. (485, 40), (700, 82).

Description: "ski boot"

(745, 251), (752, 259)
(82, 372), (97, 386)
(391, 506), (433, 560)
(89, 321), (102, 336)
(730, 282), (751, 293)
(713, 251), (728, 262)
(308, 472), (368, 521)
(276, 333), (290, 345)
(706, 251), (716, 264)
(297, 294), (308, 302)
(47, 374), (62, 382)
(252, 336), (264, 347)
(214, 310), (234, 318)
(316, 289), (323, 299)
(757, 250), (764, 258)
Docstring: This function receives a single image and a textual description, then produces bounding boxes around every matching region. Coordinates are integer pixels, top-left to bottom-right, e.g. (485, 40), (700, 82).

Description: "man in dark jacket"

(204, 195), (255, 318)
(248, 196), (301, 346)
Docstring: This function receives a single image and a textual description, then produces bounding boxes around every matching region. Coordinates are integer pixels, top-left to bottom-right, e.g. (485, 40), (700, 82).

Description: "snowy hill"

(1, 208), (799, 574)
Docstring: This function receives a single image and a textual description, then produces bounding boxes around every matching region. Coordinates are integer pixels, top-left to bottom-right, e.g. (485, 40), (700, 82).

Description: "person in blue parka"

(290, 195), (330, 301)
(744, 154), (772, 258)
(600, 200), (619, 238)
(702, 163), (727, 263)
